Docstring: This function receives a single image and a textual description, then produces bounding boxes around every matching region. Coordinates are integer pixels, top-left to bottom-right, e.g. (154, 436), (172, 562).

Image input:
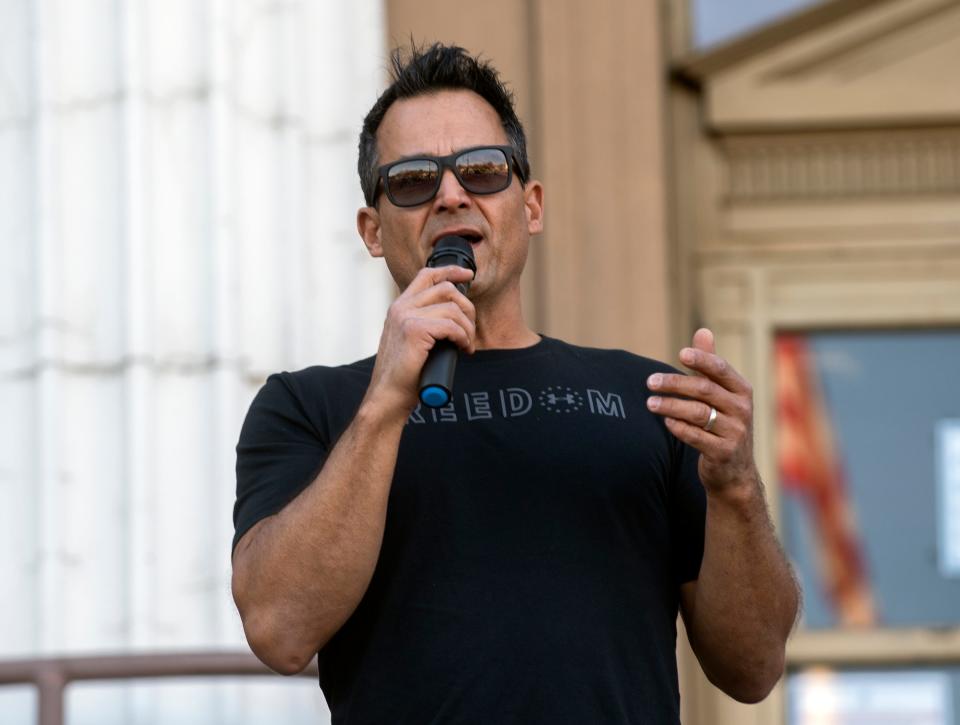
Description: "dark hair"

(358, 42), (531, 206)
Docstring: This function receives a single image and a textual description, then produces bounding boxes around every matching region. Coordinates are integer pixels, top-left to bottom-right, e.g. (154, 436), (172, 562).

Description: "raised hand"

(645, 328), (758, 495)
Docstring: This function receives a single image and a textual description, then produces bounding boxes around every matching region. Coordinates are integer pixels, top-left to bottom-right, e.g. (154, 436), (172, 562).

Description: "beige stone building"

(386, 0), (960, 722)
(672, 1), (960, 723)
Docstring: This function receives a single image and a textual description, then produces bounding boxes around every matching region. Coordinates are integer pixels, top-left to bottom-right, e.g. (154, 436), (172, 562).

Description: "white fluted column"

(0, 0), (389, 723)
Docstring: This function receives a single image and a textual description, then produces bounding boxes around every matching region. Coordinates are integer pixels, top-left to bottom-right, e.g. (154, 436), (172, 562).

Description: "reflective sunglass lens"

(457, 148), (510, 194)
(387, 159), (440, 205)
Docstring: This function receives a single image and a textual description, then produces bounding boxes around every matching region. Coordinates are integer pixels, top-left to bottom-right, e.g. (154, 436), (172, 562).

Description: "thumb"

(692, 327), (716, 355)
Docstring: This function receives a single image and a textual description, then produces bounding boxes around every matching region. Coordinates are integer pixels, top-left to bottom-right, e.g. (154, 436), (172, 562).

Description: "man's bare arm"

(231, 397), (407, 675)
(679, 480), (800, 702)
(231, 265), (477, 675)
(647, 328), (800, 702)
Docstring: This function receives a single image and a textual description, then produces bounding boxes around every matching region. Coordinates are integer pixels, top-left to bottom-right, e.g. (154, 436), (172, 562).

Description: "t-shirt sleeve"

(670, 436), (707, 583)
(232, 372), (329, 554)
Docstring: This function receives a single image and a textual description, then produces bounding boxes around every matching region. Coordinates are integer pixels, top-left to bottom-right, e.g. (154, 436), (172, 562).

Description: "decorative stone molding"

(722, 129), (960, 202)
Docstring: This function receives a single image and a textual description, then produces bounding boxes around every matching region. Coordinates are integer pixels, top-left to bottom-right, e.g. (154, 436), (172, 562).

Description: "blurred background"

(1, 0), (958, 723)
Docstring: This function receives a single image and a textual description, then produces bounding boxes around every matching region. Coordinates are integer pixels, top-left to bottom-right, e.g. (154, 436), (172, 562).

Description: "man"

(231, 43), (799, 723)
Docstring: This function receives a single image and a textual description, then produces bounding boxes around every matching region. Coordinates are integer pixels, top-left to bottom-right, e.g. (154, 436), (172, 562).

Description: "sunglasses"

(376, 145), (525, 207)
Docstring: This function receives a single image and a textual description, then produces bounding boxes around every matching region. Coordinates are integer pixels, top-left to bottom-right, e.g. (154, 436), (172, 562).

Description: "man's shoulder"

(259, 354), (376, 402)
(546, 336), (680, 375)
(285, 354), (377, 381)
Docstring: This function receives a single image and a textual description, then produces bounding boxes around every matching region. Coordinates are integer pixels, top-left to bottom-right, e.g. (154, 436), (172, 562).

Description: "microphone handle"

(418, 280), (469, 408)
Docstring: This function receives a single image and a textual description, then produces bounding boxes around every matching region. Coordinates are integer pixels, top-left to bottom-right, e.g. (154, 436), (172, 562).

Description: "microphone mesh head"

(427, 235), (476, 271)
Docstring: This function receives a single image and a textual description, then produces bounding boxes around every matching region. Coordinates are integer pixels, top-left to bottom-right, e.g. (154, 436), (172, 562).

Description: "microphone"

(418, 235), (477, 408)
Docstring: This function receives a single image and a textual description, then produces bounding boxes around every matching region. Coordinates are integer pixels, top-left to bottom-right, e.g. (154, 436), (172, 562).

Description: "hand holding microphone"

(418, 235), (477, 408)
(363, 235), (476, 422)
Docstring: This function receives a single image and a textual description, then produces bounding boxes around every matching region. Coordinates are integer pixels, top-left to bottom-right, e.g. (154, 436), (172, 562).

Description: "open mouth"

(431, 231), (484, 248)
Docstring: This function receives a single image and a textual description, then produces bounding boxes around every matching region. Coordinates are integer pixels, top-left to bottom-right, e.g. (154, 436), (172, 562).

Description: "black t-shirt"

(234, 336), (706, 724)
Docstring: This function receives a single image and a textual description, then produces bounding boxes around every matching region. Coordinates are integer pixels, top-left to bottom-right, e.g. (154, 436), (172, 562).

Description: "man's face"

(357, 89), (543, 302)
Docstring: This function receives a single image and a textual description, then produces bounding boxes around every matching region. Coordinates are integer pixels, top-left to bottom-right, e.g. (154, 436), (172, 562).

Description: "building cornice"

(673, 0), (899, 84)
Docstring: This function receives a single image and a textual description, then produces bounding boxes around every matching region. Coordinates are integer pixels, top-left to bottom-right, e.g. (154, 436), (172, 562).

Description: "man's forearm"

(232, 396), (408, 674)
(684, 476), (800, 702)
(232, 264), (479, 674)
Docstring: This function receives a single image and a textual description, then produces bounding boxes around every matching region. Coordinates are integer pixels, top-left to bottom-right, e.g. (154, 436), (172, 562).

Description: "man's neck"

(473, 326), (541, 351)
(471, 289), (540, 350)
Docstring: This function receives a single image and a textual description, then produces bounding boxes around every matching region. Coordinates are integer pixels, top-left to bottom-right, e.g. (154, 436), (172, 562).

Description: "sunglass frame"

(376, 145), (524, 207)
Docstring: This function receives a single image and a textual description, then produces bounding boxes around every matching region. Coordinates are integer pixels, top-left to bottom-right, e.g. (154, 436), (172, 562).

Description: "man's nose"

(433, 168), (472, 210)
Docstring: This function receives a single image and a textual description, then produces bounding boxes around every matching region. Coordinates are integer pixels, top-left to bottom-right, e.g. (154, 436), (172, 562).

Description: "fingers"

(692, 327), (715, 355)
(402, 267), (476, 322)
(388, 266), (477, 354)
(678, 345), (751, 396)
(402, 315), (475, 353)
(648, 328), (759, 491)
(408, 301), (477, 352)
(646, 328), (752, 442)
(648, 376), (751, 480)
(404, 265), (475, 295)
(661, 415), (741, 465)
(408, 280), (476, 321)
(646, 395), (727, 435)
(646, 370), (737, 412)
(367, 266), (478, 417)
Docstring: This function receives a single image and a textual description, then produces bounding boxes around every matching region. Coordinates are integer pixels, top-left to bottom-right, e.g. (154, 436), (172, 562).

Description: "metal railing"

(0, 651), (319, 725)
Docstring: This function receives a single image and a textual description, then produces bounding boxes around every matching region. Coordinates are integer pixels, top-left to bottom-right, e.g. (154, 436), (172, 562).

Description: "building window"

(788, 667), (957, 724)
(776, 329), (960, 630)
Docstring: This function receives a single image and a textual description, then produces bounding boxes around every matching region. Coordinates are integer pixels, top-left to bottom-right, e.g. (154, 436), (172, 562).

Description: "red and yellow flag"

(775, 335), (875, 627)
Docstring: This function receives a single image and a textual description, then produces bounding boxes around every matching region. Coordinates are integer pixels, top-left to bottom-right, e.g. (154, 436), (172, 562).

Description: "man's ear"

(524, 180), (544, 235)
(357, 206), (383, 257)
